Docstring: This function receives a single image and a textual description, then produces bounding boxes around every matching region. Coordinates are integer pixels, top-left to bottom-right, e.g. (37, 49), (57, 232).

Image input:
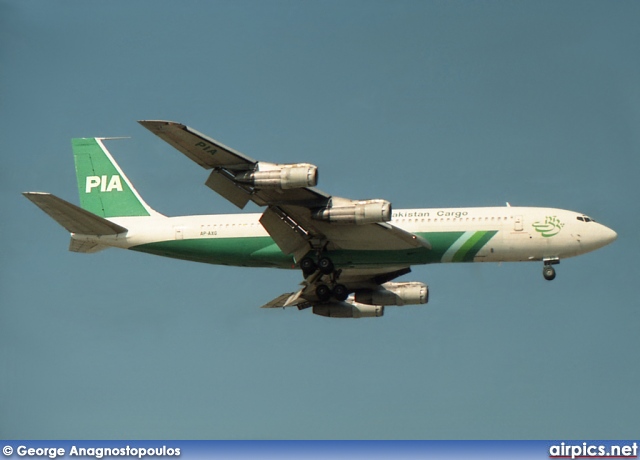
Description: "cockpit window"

(577, 216), (584, 222)
(577, 215), (595, 223)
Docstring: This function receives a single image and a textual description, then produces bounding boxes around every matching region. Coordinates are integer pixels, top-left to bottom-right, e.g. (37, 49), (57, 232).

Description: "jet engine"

(355, 282), (428, 306)
(311, 198), (392, 225)
(312, 301), (384, 318)
(235, 162), (318, 189)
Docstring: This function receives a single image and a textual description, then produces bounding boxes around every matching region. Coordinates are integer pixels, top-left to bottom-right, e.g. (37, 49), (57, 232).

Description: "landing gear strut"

(542, 258), (559, 281)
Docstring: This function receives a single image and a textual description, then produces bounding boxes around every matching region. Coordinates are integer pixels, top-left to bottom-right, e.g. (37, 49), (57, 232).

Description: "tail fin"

(72, 138), (161, 217)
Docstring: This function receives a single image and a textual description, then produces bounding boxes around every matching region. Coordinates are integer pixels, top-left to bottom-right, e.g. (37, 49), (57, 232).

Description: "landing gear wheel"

(333, 284), (349, 301)
(543, 265), (556, 281)
(316, 284), (331, 302)
(318, 257), (335, 275)
(300, 257), (317, 276)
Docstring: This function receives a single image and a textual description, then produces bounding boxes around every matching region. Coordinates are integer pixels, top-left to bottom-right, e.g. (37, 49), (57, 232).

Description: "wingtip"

(23, 191), (51, 198)
(138, 120), (180, 126)
(138, 120), (187, 133)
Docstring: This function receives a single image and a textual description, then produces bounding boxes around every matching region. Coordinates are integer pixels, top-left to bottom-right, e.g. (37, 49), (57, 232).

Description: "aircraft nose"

(600, 225), (617, 246)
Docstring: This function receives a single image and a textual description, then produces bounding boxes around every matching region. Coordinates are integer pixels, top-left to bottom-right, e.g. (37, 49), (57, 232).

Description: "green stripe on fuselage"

(459, 230), (497, 262)
(130, 237), (294, 268)
(453, 231), (486, 262)
(129, 230), (498, 269)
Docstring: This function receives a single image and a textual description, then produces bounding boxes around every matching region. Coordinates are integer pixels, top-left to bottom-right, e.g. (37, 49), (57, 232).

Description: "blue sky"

(1, 1), (639, 439)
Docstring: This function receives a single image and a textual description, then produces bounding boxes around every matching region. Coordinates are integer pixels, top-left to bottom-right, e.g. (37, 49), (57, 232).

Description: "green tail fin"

(72, 138), (158, 218)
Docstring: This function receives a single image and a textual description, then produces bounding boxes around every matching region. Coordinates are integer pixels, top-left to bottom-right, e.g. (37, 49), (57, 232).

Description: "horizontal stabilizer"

(69, 239), (109, 253)
(23, 192), (127, 235)
(260, 288), (310, 309)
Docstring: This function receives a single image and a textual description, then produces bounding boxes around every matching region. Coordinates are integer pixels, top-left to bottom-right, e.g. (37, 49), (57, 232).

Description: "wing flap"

(205, 169), (251, 209)
(259, 206), (311, 261)
(23, 192), (127, 235)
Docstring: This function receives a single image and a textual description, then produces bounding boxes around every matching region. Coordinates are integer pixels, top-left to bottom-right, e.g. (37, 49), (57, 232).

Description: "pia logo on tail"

(85, 175), (123, 193)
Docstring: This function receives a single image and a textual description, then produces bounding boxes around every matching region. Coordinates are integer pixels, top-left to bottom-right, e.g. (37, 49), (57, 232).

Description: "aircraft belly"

(128, 230), (501, 269)
(129, 236), (294, 268)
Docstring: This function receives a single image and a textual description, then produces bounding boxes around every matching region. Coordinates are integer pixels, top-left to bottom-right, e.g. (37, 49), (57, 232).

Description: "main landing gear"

(300, 256), (334, 276)
(299, 255), (349, 302)
(542, 258), (560, 281)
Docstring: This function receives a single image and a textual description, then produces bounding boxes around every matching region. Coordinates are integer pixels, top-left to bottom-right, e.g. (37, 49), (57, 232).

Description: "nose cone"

(593, 224), (617, 249)
(602, 226), (618, 246)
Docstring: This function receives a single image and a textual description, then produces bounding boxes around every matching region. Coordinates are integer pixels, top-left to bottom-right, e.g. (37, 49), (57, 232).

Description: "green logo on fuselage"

(532, 216), (564, 237)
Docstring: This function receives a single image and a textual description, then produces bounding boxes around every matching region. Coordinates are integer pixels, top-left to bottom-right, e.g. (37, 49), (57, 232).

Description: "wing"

(138, 120), (430, 262)
(138, 120), (329, 210)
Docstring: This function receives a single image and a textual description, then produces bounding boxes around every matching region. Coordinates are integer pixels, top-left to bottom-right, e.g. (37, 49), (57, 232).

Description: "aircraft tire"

(300, 257), (317, 275)
(543, 265), (556, 281)
(333, 284), (349, 301)
(316, 284), (331, 302)
(318, 257), (334, 274)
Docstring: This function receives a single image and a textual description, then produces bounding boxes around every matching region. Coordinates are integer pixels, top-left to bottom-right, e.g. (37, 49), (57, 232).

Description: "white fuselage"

(72, 206), (617, 268)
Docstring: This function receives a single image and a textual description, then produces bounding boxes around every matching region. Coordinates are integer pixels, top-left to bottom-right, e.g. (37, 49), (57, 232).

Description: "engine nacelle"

(311, 199), (392, 225)
(312, 301), (384, 318)
(355, 282), (428, 306)
(236, 162), (318, 189)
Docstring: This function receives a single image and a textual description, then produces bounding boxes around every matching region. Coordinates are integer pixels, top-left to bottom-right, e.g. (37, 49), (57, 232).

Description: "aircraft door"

(174, 226), (185, 240)
(514, 215), (523, 232)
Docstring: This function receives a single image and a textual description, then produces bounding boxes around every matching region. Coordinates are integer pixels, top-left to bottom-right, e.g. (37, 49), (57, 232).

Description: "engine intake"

(355, 282), (428, 306)
(312, 301), (384, 318)
(312, 199), (392, 225)
(236, 162), (318, 189)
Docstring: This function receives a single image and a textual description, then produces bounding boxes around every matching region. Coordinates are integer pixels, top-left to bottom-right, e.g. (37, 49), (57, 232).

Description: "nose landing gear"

(542, 258), (560, 281)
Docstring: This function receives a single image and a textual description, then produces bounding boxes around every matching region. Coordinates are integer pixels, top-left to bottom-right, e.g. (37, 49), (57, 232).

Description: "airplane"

(24, 121), (617, 318)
